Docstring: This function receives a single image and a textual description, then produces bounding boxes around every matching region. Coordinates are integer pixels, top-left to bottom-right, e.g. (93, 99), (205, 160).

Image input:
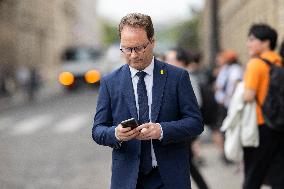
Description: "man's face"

(120, 26), (155, 70)
(247, 34), (267, 57)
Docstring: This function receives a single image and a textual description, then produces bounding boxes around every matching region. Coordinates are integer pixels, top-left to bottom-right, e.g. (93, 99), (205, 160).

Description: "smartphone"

(121, 118), (138, 129)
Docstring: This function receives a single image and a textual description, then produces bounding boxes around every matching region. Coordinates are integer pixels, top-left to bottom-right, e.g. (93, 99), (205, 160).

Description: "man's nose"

(130, 50), (139, 58)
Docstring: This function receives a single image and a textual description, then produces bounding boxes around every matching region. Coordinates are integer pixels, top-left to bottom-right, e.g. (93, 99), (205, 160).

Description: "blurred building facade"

(0, 0), (101, 97)
(202, 0), (284, 66)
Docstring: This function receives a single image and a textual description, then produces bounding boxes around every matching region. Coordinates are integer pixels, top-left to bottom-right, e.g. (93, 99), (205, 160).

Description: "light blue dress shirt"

(129, 57), (160, 167)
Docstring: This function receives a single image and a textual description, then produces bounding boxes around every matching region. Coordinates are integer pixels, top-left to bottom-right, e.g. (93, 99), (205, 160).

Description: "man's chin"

(129, 62), (143, 70)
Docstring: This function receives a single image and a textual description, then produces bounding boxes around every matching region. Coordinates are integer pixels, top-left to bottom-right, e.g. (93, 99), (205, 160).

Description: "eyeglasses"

(120, 42), (150, 55)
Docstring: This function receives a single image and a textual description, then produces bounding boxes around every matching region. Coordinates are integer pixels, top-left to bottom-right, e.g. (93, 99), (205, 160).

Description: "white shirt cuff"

(115, 127), (123, 145)
(157, 123), (163, 140)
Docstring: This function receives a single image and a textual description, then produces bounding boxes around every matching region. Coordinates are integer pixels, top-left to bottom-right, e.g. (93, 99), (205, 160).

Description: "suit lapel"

(151, 59), (167, 122)
(121, 65), (138, 121)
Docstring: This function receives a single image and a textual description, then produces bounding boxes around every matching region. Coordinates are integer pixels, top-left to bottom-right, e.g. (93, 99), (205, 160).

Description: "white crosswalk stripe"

(53, 114), (90, 133)
(11, 114), (52, 135)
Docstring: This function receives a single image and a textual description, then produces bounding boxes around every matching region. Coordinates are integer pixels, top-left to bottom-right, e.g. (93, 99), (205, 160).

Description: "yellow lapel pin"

(160, 70), (164, 74)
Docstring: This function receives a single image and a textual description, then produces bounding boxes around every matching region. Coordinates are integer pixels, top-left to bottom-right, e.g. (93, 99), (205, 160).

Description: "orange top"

(243, 51), (282, 125)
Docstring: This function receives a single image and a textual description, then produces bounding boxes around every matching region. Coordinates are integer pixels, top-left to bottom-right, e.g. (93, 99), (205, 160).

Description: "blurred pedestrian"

(197, 66), (219, 152)
(154, 53), (165, 62)
(214, 50), (243, 164)
(215, 50), (243, 108)
(165, 47), (209, 189)
(16, 66), (41, 102)
(187, 52), (209, 167)
(92, 13), (203, 189)
(243, 23), (284, 189)
(0, 66), (8, 96)
(280, 38), (284, 58)
(16, 65), (30, 97)
(27, 67), (41, 102)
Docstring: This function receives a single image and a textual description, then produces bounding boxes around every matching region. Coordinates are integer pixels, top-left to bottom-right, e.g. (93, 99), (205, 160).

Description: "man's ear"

(150, 37), (155, 44)
(151, 38), (156, 48)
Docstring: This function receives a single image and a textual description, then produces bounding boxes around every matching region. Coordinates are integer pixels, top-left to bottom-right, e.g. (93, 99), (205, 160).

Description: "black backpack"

(260, 58), (284, 132)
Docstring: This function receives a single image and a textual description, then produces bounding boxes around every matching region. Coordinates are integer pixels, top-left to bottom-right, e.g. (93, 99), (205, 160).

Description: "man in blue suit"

(92, 13), (204, 189)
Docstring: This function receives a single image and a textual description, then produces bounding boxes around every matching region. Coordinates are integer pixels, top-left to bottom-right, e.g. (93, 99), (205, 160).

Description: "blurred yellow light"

(58, 72), (74, 86)
(85, 70), (101, 84)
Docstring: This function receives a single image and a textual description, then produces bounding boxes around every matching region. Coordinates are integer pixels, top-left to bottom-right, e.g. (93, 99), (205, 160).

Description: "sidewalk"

(193, 129), (242, 189)
(193, 129), (271, 189)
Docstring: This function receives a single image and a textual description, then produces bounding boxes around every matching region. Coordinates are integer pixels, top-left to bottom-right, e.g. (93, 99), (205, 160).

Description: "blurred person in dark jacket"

(280, 38), (284, 59)
(166, 47), (209, 189)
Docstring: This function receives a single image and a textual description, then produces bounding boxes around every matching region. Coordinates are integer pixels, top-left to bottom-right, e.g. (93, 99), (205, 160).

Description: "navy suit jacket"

(92, 59), (204, 189)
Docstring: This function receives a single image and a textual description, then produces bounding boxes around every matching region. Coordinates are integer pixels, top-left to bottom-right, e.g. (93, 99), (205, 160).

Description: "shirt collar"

(129, 57), (154, 78)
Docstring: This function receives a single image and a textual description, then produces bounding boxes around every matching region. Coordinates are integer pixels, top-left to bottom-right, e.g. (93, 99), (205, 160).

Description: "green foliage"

(176, 16), (200, 52)
(157, 13), (201, 53)
(101, 21), (119, 48)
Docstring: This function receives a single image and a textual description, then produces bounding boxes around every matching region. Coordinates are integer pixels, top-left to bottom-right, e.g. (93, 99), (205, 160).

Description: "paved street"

(0, 90), (111, 189)
(0, 90), (269, 189)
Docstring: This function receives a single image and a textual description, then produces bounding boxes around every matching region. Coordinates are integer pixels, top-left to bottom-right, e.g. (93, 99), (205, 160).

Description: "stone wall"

(202, 0), (284, 65)
(0, 0), (101, 96)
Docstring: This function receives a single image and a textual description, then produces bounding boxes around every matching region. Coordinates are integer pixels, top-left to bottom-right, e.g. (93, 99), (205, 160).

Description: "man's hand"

(135, 122), (162, 140)
(115, 124), (140, 141)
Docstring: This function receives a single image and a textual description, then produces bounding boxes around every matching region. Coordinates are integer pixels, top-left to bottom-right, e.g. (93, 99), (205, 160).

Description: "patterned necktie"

(136, 71), (152, 174)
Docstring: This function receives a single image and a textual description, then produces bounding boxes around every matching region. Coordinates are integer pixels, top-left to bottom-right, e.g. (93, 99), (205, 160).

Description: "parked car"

(58, 46), (104, 91)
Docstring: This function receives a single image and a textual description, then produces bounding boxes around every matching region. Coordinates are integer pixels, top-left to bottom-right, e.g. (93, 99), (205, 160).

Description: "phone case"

(121, 118), (138, 129)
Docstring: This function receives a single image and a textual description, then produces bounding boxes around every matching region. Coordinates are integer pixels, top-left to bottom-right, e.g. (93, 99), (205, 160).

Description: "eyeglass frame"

(120, 41), (151, 55)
